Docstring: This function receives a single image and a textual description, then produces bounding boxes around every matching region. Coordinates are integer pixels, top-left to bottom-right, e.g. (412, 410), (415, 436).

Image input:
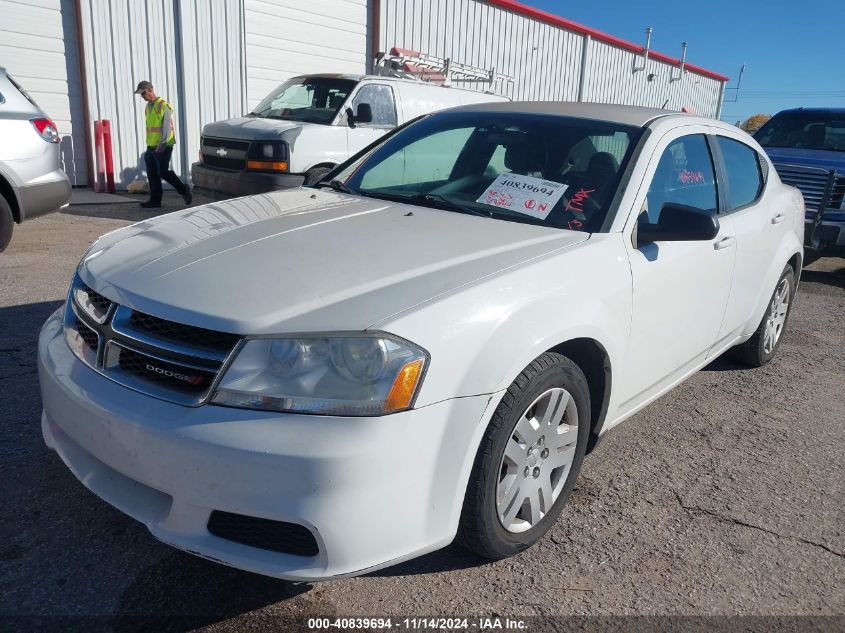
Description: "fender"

(742, 234), (804, 339)
(0, 162), (23, 223)
(378, 235), (632, 410)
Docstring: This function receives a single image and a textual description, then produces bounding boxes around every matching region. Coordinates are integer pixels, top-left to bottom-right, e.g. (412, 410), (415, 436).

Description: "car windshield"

(754, 111), (845, 152)
(332, 111), (644, 232)
(249, 77), (356, 124)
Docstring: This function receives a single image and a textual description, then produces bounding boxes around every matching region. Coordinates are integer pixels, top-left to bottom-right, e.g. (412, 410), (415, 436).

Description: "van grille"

(63, 276), (241, 406)
(773, 163), (842, 211)
(201, 136), (249, 171)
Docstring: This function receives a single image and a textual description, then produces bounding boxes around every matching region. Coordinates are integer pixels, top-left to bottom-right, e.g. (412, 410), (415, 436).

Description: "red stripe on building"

(486, 0), (730, 83)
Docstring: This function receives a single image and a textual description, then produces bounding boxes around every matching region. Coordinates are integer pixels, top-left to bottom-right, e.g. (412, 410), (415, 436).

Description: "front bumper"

(38, 310), (495, 580)
(805, 211), (845, 254)
(18, 170), (71, 221)
(191, 162), (305, 197)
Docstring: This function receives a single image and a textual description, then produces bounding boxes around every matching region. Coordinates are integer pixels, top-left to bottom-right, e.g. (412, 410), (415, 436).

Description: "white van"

(191, 74), (508, 196)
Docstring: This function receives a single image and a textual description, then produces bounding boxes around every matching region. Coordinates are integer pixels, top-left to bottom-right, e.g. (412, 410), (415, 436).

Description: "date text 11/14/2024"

(306, 617), (529, 630)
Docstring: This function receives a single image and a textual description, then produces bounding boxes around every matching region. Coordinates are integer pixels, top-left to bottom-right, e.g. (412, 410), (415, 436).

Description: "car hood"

(763, 146), (845, 173)
(201, 116), (323, 143)
(79, 190), (589, 334)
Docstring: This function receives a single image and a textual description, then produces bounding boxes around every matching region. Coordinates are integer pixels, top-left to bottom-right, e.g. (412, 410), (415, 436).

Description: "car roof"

(441, 101), (684, 127)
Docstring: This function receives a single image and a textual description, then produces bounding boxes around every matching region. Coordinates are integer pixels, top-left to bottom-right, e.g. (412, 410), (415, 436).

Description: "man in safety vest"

(134, 80), (192, 208)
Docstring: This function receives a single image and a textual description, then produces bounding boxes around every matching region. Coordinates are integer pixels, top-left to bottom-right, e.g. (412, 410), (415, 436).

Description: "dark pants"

(144, 146), (187, 204)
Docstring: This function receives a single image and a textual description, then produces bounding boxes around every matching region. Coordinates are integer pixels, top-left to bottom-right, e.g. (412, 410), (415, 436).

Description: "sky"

(520, 0), (845, 123)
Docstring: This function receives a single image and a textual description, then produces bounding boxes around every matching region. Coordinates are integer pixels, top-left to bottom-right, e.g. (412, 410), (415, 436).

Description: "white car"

(39, 102), (804, 580)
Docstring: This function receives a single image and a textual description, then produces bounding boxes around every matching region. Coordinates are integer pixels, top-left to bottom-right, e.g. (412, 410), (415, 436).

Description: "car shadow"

(364, 543), (489, 577)
(700, 355), (747, 372)
(801, 264), (845, 290)
(110, 553), (311, 632)
(60, 191), (218, 223)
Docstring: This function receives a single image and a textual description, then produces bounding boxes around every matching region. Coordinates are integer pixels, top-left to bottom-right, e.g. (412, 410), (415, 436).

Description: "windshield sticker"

(564, 188), (595, 215)
(477, 174), (569, 220)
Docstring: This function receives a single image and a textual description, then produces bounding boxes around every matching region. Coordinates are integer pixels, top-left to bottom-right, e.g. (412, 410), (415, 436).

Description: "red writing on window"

(565, 188), (595, 213)
(485, 190), (514, 207)
(678, 170), (705, 184)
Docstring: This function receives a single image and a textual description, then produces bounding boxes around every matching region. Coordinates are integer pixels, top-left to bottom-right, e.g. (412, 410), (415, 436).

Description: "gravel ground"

(1, 194), (843, 631)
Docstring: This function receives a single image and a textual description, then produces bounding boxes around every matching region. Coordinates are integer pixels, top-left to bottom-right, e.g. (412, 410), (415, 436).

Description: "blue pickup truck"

(754, 108), (845, 258)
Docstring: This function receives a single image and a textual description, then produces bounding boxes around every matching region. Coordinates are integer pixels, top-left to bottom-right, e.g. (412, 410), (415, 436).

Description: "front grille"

(202, 136), (249, 151)
(201, 136), (249, 171)
(207, 511), (320, 557)
(201, 155), (246, 171)
(773, 163), (839, 211)
(128, 310), (240, 353)
(75, 283), (113, 323)
(64, 274), (242, 406)
(84, 285), (112, 315)
(75, 318), (98, 350)
(116, 346), (215, 393)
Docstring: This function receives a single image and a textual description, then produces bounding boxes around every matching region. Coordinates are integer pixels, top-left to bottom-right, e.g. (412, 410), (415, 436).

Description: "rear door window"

(716, 137), (764, 211)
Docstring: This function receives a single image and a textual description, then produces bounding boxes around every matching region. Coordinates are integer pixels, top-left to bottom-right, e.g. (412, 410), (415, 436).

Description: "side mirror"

(355, 103), (373, 124)
(637, 202), (720, 248)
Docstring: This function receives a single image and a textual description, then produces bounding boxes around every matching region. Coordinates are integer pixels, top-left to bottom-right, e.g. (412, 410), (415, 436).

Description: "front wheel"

(303, 167), (333, 186)
(457, 352), (590, 560)
(734, 264), (795, 367)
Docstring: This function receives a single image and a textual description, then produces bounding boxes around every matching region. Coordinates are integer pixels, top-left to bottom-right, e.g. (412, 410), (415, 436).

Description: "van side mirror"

(347, 103), (373, 127)
(637, 203), (719, 248)
(355, 103), (373, 124)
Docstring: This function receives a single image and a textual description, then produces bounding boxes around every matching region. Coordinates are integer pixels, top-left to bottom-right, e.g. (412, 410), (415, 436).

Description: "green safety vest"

(145, 98), (176, 147)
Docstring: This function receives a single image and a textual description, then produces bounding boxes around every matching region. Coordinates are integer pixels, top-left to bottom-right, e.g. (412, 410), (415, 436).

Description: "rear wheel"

(734, 264), (795, 367)
(0, 194), (14, 253)
(457, 352), (590, 559)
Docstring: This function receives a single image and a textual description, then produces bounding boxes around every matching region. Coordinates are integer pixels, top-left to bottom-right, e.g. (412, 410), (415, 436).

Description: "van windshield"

(249, 77), (356, 125)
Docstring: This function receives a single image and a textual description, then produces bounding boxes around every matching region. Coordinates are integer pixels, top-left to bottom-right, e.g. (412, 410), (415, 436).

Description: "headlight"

(212, 334), (428, 416)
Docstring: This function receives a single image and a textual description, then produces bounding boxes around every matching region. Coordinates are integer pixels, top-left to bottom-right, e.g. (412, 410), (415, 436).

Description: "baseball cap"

(134, 80), (153, 94)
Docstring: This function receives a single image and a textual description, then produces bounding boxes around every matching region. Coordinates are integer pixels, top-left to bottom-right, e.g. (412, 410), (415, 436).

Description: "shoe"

(182, 188), (192, 205)
(140, 201), (161, 209)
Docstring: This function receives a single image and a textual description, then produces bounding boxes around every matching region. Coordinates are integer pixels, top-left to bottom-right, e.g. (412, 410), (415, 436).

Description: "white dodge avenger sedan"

(39, 102), (804, 580)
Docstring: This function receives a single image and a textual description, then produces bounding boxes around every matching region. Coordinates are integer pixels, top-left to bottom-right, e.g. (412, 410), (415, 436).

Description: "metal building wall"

(0, 0), (88, 185)
(378, 0), (725, 116)
(77, 0), (245, 189)
(243, 0), (370, 110)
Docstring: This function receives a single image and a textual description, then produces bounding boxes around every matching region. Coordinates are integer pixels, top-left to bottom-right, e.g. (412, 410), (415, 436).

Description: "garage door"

(0, 0), (88, 186)
(244, 0), (370, 109)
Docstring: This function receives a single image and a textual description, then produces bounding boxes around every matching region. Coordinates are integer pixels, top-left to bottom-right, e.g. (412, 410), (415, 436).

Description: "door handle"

(713, 236), (735, 250)
(771, 212), (787, 224)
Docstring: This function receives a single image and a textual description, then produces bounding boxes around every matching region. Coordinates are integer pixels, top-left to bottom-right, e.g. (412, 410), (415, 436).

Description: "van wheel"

(457, 352), (590, 559)
(304, 167), (333, 186)
(0, 194), (14, 253)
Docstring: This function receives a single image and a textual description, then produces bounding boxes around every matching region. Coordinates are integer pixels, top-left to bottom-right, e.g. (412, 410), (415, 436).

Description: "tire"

(457, 352), (591, 560)
(0, 194), (14, 253)
(303, 167), (333, 187)
(733, 264), (795, 367)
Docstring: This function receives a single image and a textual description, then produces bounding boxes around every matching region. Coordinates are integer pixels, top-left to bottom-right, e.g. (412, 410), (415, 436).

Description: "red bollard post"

(94, 120), (105, 193)
(101, 120), (115, 193)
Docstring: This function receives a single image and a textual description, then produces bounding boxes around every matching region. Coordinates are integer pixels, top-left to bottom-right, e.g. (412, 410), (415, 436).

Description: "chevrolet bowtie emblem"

(216, 147), (228, 157)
